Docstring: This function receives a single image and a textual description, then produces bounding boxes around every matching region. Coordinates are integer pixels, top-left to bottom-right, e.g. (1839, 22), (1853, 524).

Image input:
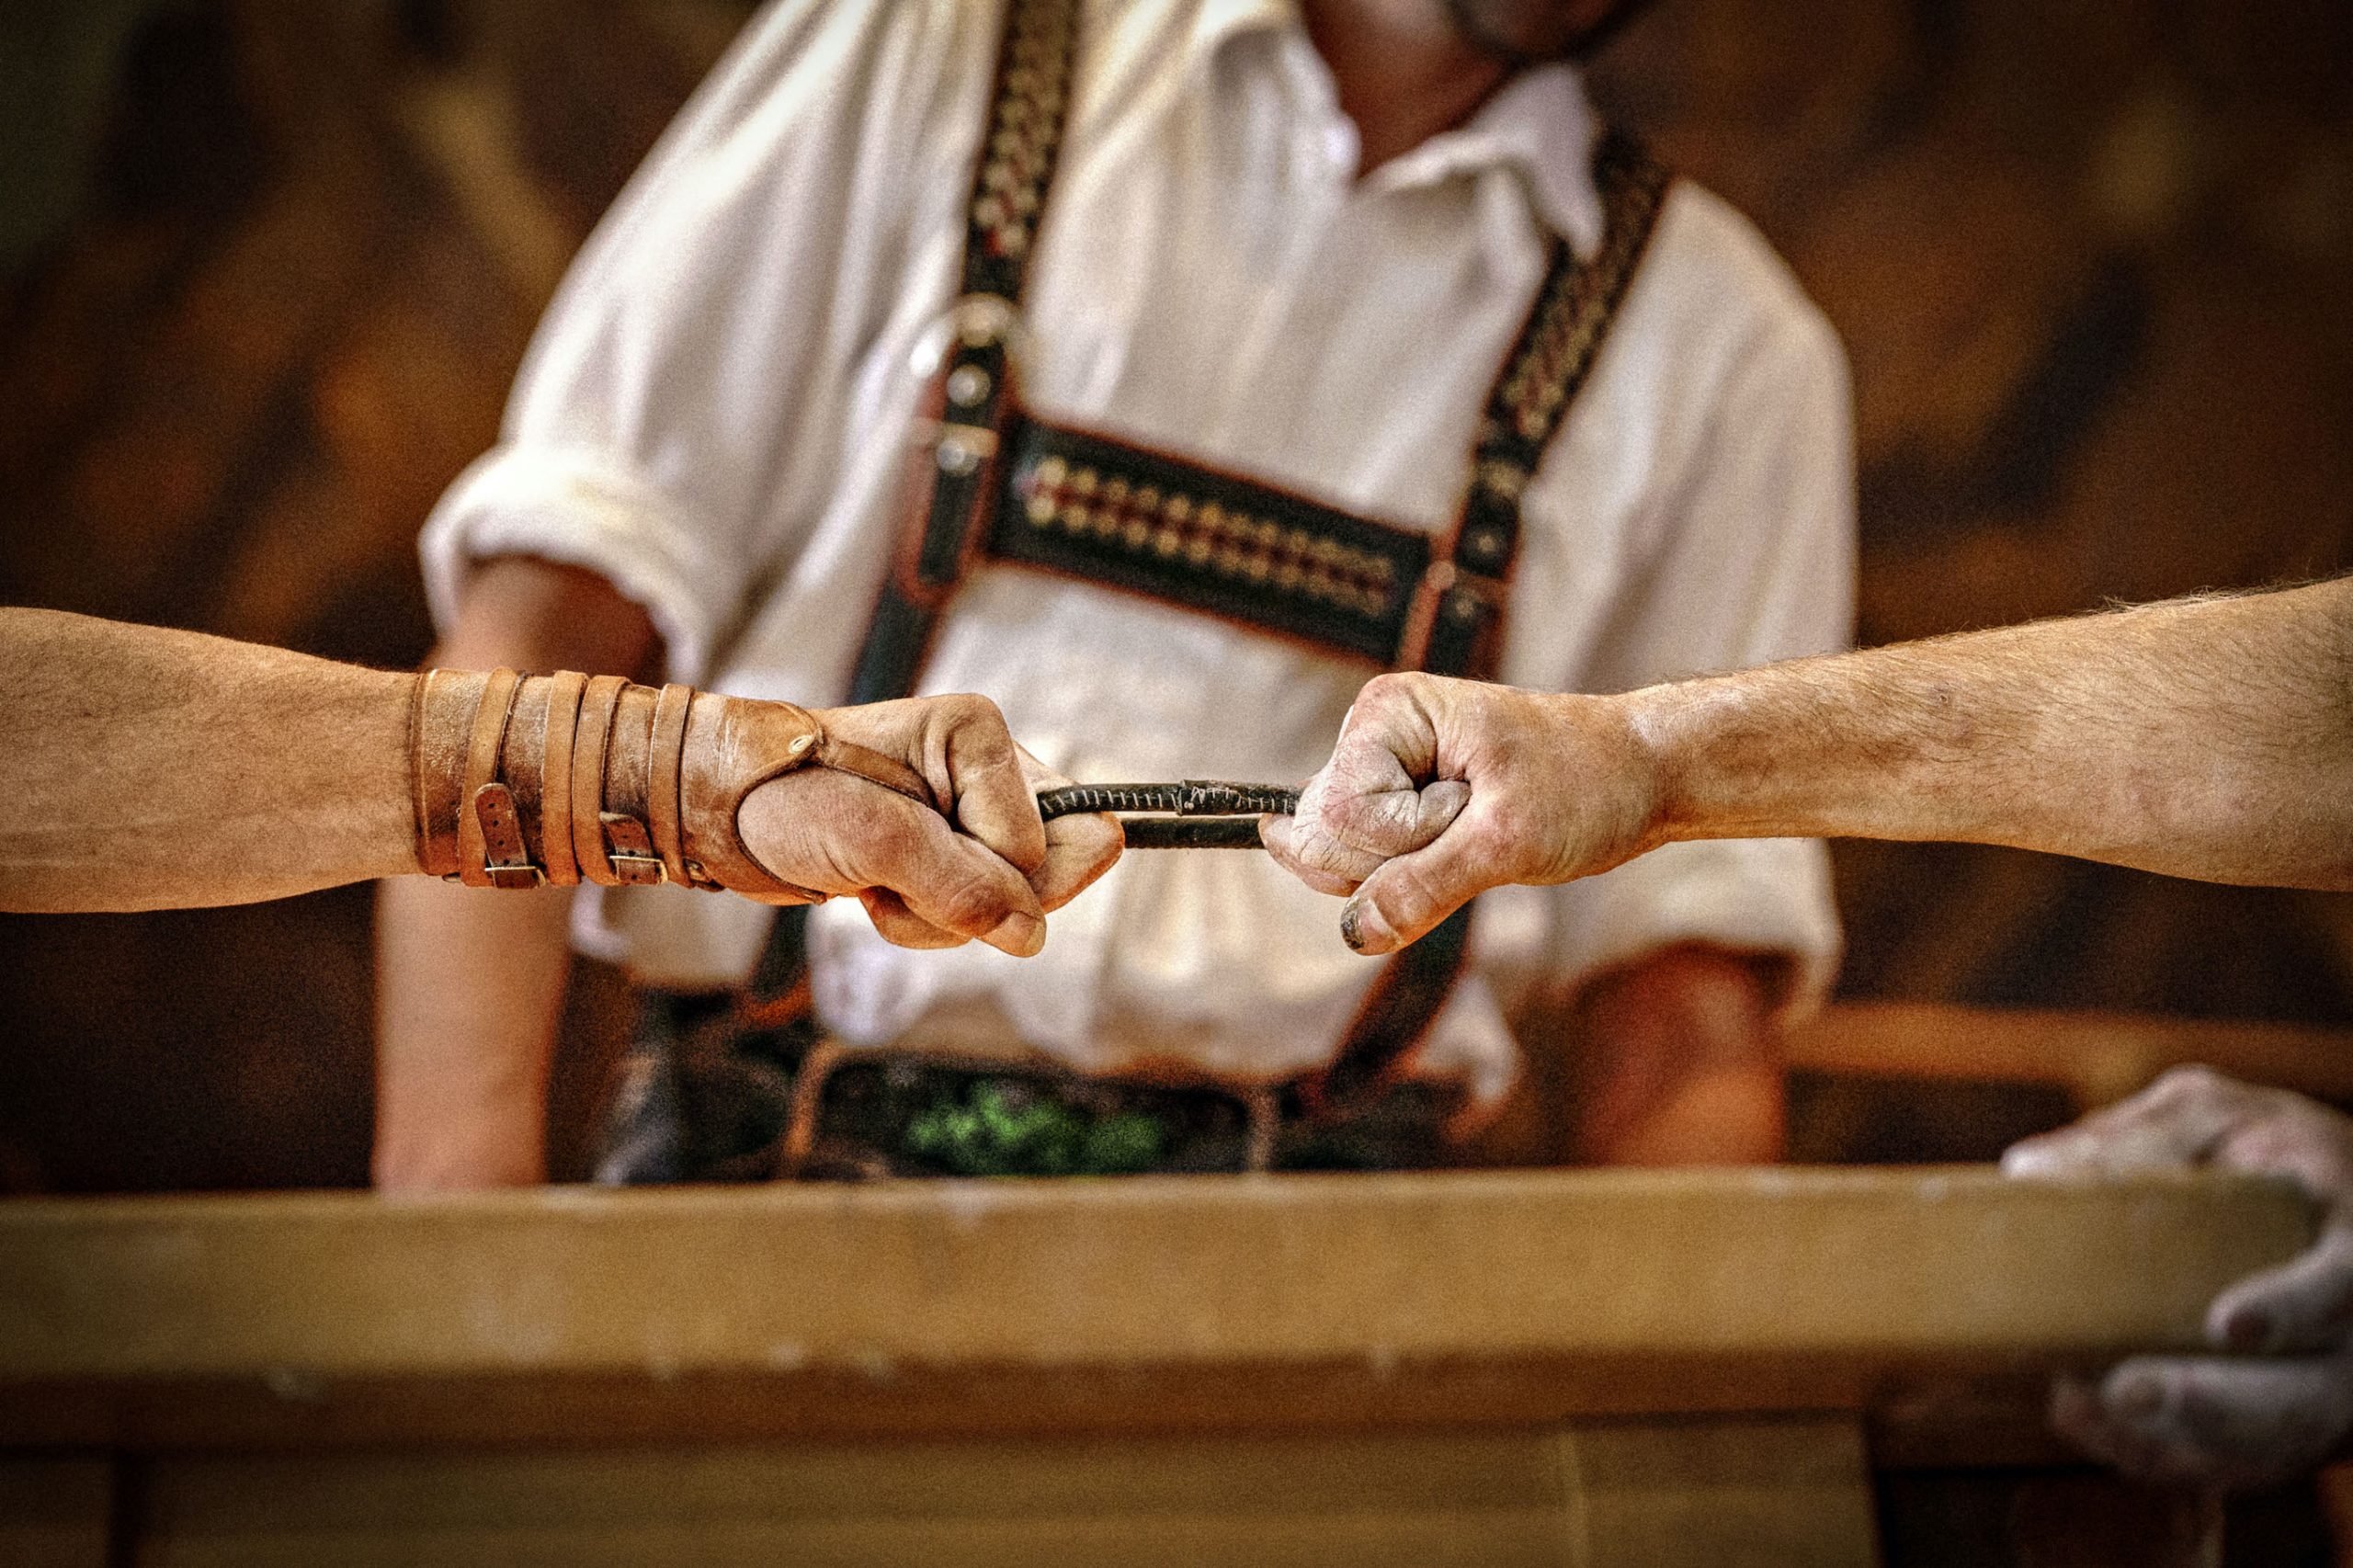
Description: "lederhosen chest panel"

(835, 0), (1667, 1099)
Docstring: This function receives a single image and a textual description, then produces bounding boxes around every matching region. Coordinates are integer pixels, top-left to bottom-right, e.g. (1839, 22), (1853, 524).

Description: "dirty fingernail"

(986, 911), (1045, 956)
(1341, 898), (1395, 954)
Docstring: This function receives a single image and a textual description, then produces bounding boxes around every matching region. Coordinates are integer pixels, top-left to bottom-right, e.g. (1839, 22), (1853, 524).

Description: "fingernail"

(1340, 898), (1395, 954)
(2221, 1306), (2273, 1352)
(986, 911), (1044, 957)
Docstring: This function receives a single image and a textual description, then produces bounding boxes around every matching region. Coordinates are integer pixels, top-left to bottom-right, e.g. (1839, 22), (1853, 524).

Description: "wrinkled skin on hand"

(1261, 672), (1660, 954)
(733, 693), (1121, 959)
(2003, 1066), (2353, 1490)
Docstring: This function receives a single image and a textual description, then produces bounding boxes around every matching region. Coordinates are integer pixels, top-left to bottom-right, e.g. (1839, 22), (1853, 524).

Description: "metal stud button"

(946, 365), (993, 407)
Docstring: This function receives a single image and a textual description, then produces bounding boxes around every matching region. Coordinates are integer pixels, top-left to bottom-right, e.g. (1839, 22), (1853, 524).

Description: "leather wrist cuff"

(411, 669), (935, 904)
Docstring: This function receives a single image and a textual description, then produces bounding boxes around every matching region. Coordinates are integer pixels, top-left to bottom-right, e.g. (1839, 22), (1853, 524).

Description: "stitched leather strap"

(572, 675), (629, 886)
(540, 670), (588, 887)
(995, 420), (1427, 665)
(647, 682), (696, 885)
(413, 669), (885, 903)
(813, 735), (934, 810)
(410, 668), (474, 877)
(454, 668), (522, 889)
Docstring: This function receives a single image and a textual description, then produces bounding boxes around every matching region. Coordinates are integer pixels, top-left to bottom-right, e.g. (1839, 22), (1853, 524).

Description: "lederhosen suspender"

(764, 0), (1669, 1106)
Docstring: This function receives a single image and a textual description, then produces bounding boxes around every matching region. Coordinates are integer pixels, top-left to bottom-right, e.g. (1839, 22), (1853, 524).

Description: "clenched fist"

(1262, 672), (1664, 954)
(742, 693), (1121, 956)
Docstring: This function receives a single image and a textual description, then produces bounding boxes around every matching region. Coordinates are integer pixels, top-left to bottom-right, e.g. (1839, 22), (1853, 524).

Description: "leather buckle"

(472, 781), (545, 891)
(599, 812), (669, 887)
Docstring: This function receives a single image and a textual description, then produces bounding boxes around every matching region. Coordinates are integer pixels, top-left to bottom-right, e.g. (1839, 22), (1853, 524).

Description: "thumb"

(1338, 807), (1504, 955)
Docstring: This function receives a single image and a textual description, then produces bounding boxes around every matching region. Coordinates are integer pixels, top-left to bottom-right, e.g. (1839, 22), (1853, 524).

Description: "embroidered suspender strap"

(1305, 133), (1674, 1118)
(980, 139), (1669, 678)
(849, 0), (1081, 705)
(995, 422), (1428, 665)
(1405, 129), (1671, 681)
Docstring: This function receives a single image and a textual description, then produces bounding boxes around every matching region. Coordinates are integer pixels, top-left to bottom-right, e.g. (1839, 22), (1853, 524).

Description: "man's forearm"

(0, 608), (418, 911)
(1571, 944), (1782, 1165)
(375, 877), (572, 1188)
(1629, 578), (2353, 890)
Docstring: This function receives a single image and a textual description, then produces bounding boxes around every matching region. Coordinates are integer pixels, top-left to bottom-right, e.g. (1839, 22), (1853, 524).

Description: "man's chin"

(1439, 0), (1650, 65)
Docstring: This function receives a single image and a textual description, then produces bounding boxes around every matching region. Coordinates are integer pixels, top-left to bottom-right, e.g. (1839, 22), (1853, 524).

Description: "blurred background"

(0, 0), (2347, 1193)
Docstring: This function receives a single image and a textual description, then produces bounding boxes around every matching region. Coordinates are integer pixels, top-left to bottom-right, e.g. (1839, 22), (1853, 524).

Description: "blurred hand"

(2003, 1066), (2353, 1489)
(735, 694), (1121, 958)
(1262, 672), (1660, 954)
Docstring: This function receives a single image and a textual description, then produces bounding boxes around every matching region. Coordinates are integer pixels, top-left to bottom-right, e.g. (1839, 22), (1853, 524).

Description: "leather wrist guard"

(409, 670), (934, 903)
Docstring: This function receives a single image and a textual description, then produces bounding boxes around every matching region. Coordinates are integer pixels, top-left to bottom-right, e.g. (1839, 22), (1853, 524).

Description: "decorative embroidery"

(986, 421), (1435, 665)
(965, 0), (1081, 291)
(1476, 134), (1670, 492)
(1016, 454), (1403, 621)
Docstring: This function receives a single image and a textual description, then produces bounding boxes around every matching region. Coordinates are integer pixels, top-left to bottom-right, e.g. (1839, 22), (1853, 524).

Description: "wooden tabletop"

(0, 1167), (2313, 1449)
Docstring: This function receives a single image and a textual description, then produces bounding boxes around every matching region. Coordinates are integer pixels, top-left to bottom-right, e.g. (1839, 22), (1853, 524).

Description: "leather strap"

(847, 0), (1082, 707)
(817, 736), (936, 810)
(572, 675), (629, 886)
(454, 667), (522, 889)
(647, 682), (696, 885)
(1400, 130), (1670, 680)
(961, 0), (1080, 301)
(410, 668), (469, 877)
(540, 669), (588, 887)
(412, 669), (899, 903)
(472, 783), (540, 890)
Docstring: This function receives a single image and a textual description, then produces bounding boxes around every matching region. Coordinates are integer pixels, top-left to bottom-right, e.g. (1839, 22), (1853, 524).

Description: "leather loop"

(672, 694), (836, 903)
(539, 670), (589, 887)
(406, 671), (433, 873)
(572, 675), (630, 887)
(411, 669), (463, 877)
(647, 682), (695, 885)
(814, 734), (936, 809)
(455, 668), (522, 888)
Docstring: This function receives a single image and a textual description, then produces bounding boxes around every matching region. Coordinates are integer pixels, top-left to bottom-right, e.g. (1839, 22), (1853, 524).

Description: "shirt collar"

(1183, 0), (1607, 258)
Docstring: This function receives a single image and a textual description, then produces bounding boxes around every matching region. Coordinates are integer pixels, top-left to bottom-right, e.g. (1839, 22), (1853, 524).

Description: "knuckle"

(2151, 1064), (2229, 1105)
(938, 691), (995, 724)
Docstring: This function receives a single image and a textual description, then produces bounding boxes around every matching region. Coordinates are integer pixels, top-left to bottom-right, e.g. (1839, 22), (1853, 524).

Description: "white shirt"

(420, 0), (1855, 1103)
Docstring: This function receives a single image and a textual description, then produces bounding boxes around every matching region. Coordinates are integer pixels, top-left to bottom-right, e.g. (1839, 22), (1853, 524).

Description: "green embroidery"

(903, 1081), (1166, 1177)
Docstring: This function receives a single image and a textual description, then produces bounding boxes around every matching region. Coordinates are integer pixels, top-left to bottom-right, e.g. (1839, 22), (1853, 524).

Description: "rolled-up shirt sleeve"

(419, 0), (979, 683)
(1540, 303), (1858, 1009)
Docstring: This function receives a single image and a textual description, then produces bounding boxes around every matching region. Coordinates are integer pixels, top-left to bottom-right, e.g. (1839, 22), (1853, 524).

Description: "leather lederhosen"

(598, 0), (1669, 1182)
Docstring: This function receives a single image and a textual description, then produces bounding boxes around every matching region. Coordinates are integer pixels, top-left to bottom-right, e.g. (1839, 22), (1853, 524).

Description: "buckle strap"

(453, 667), (523, 889)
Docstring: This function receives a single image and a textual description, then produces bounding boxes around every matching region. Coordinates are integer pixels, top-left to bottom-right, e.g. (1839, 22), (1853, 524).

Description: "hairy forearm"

(0, 608), (418, 910)
(1630, 579), (2353, 889)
